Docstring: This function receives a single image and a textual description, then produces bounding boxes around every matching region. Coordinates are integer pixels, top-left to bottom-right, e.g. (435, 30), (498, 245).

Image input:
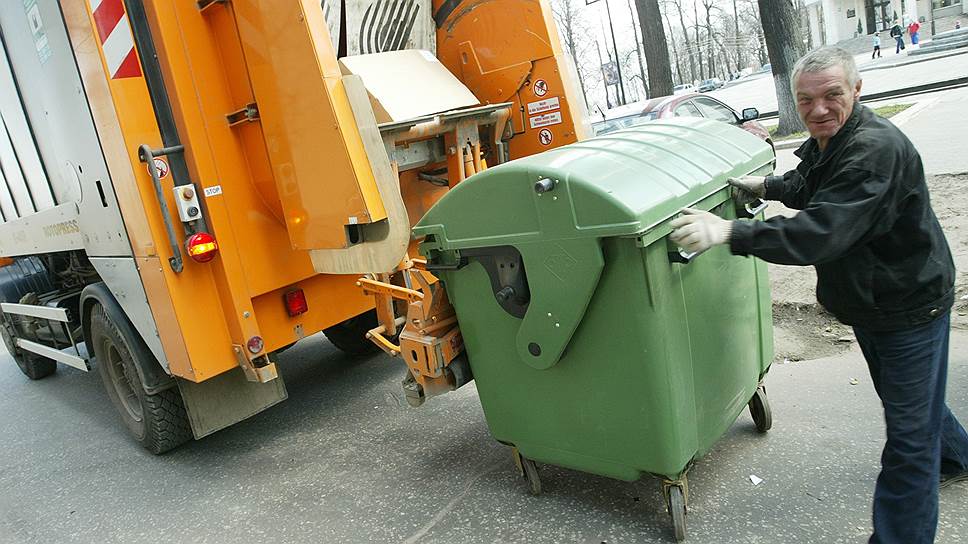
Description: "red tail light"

(186, 232), (218, 263)
(284, 289), (308, 317)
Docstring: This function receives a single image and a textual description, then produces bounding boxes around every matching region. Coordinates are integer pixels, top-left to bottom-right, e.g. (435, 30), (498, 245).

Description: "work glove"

(669, 208), (733, 254)
(728, 175), (767, 203)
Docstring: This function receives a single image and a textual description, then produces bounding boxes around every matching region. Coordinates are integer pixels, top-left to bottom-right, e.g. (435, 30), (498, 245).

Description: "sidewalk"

(854, 42), (968, 73)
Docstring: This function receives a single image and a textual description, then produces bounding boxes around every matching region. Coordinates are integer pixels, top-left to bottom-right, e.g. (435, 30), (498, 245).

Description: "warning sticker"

(529, 111), (563, 129)
(538, 128), (553, 146)
(204, 185), (223, 198)
(149, 158), (169, 179)
(532, 79), (549, 97)
(527, 97), (561, 116)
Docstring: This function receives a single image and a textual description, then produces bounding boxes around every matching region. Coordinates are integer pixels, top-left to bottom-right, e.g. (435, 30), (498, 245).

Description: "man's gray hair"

(791, 46), (861, 91)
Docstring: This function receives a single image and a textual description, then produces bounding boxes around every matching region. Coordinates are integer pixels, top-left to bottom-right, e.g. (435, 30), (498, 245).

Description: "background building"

(803, 0), (965, 45)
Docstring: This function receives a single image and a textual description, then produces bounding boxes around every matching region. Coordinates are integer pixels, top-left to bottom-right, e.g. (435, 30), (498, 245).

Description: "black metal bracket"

(226, 103), (260, 126)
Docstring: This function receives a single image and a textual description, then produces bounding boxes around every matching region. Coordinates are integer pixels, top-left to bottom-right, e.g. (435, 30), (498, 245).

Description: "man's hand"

(728, 175), (767, 201)
(669, 208), (733, 254)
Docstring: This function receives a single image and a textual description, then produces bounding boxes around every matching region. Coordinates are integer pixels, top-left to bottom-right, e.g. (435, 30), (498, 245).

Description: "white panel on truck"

(0, 0), (131, 257)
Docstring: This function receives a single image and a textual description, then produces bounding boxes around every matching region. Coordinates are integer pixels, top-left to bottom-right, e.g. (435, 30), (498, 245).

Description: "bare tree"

(699, 0), (719, 80)
(551, 0), (596, 108)
(633, 0), (675, 97)
(732, 0), (743, 72)
(668, 0), (697, 83)
(757, 0), (806, 135)
(660, 2), (684, 83)
(693, 1), (704, 79)
(626, 0), (650, 99)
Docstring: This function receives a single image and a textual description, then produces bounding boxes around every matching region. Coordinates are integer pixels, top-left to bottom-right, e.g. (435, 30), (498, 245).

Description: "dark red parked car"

(592, 93), (773, 152)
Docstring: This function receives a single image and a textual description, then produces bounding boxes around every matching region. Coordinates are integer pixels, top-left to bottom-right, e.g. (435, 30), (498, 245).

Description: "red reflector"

(186, 232), (218, 263)
(247, 335), (264, 354)
(284, 289), (308, 317)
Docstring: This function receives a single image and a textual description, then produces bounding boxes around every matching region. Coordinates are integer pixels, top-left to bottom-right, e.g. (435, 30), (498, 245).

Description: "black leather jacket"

(730, 104), (955, 331)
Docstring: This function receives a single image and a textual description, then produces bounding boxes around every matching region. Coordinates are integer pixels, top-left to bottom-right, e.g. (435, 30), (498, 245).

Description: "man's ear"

(854, 79), (863, 100)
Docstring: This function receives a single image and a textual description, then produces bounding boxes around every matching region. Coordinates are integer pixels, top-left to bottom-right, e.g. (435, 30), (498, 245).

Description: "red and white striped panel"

(88, 0), (141, 79)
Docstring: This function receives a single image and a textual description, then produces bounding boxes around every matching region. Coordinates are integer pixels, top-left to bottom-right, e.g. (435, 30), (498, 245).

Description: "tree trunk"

(661, 4), (684, 83)
(627, 0), (650, 99)
(672, 1), (696, 83)
(733, 0), (743, 72)
(693, 2), (704, 80)
(758, 0), (806, 135)
(634, 0), (675, 97)
(703, 3), (714, 80)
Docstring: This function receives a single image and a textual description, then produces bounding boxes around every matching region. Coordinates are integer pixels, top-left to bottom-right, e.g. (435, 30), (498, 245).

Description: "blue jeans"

(854, 313), (968, 544)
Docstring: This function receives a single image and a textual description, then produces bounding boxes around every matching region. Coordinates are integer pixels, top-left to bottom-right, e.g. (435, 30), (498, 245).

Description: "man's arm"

(764, 169), (811, 210)
(730, 168), (904, 265)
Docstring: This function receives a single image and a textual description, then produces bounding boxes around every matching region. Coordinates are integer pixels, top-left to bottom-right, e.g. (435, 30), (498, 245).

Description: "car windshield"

(594, 112), (661, 135)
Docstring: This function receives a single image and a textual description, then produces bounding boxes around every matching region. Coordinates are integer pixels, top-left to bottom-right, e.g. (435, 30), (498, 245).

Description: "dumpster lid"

(413, 117), (774, 249)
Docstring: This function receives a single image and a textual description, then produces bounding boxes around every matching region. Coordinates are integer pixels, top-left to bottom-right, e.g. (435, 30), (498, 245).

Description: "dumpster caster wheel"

(511, 448), (542, 495)
(748, 385), (772, 433)
(666, 484), (687, 542)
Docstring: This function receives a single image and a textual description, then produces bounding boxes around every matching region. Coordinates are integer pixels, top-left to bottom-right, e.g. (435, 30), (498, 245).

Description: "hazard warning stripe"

(88, 0), (142, 79)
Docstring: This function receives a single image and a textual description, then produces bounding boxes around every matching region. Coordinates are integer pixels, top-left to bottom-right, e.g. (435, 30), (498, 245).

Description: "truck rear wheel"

(1, 321), (56, 380)
(89, 303), (192, 454)
(323, 309), (380, 356)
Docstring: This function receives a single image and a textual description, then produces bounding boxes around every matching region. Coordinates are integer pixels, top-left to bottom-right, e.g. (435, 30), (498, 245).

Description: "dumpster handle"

(744, 198), (769, 217)
(669, 248), (704, 264)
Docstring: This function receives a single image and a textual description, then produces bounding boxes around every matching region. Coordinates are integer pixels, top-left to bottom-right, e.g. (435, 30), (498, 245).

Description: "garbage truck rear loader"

(0, 0), (587, 453)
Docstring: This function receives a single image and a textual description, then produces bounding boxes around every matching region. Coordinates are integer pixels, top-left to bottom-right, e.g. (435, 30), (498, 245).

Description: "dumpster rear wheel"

(665, 483), (687, 542)
(511, 448), (542, 495)
(748, 385), (772, 433)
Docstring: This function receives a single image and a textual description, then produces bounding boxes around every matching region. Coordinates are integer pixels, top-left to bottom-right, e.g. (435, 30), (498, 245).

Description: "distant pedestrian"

(908, 20), (921, 45)
(890, 22), (906, 53)
(872, 34), (882, 58)
(956, 20), (962, 30)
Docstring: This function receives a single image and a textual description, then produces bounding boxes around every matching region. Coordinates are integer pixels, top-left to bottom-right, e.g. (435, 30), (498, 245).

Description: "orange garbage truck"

(0, 0), (587, 452)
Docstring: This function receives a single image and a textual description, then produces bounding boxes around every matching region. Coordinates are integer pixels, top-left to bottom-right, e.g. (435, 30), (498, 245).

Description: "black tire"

(89, 303), (192, 454)
(1, 318), (56, 380)
(668, 485), (687, 542)
(323, 309), (380, 356)
(749, 385), (772, 433)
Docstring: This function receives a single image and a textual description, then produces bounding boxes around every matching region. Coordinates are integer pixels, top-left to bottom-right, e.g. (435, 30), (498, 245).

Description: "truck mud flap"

(176, 367), (287, 439)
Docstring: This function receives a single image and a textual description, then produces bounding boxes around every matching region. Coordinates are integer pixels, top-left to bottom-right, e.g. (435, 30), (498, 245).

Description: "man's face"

(794, 66), (862, 149)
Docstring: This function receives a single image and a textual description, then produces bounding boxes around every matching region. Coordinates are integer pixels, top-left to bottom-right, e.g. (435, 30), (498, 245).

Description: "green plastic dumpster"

(413, 117), (776, 541)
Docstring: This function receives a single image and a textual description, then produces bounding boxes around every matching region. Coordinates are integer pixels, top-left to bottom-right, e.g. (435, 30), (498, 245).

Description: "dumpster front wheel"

(666, 484), (687, 541)
(511, 448), (542, 495)
(749, 385), (772, 433)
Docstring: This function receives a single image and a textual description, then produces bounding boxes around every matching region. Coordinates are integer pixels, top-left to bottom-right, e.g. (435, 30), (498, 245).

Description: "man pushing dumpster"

(669, 46), (968, 544)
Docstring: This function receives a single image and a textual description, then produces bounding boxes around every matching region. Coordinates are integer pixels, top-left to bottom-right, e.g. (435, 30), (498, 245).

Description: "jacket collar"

(793, 102), (868, 167)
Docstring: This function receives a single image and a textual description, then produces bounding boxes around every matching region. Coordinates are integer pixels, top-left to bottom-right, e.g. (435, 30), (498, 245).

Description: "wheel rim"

(103, 340), (143, 422)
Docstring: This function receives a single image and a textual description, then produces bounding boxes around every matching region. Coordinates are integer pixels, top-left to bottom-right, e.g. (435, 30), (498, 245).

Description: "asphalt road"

(2, 324), (968, 544)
